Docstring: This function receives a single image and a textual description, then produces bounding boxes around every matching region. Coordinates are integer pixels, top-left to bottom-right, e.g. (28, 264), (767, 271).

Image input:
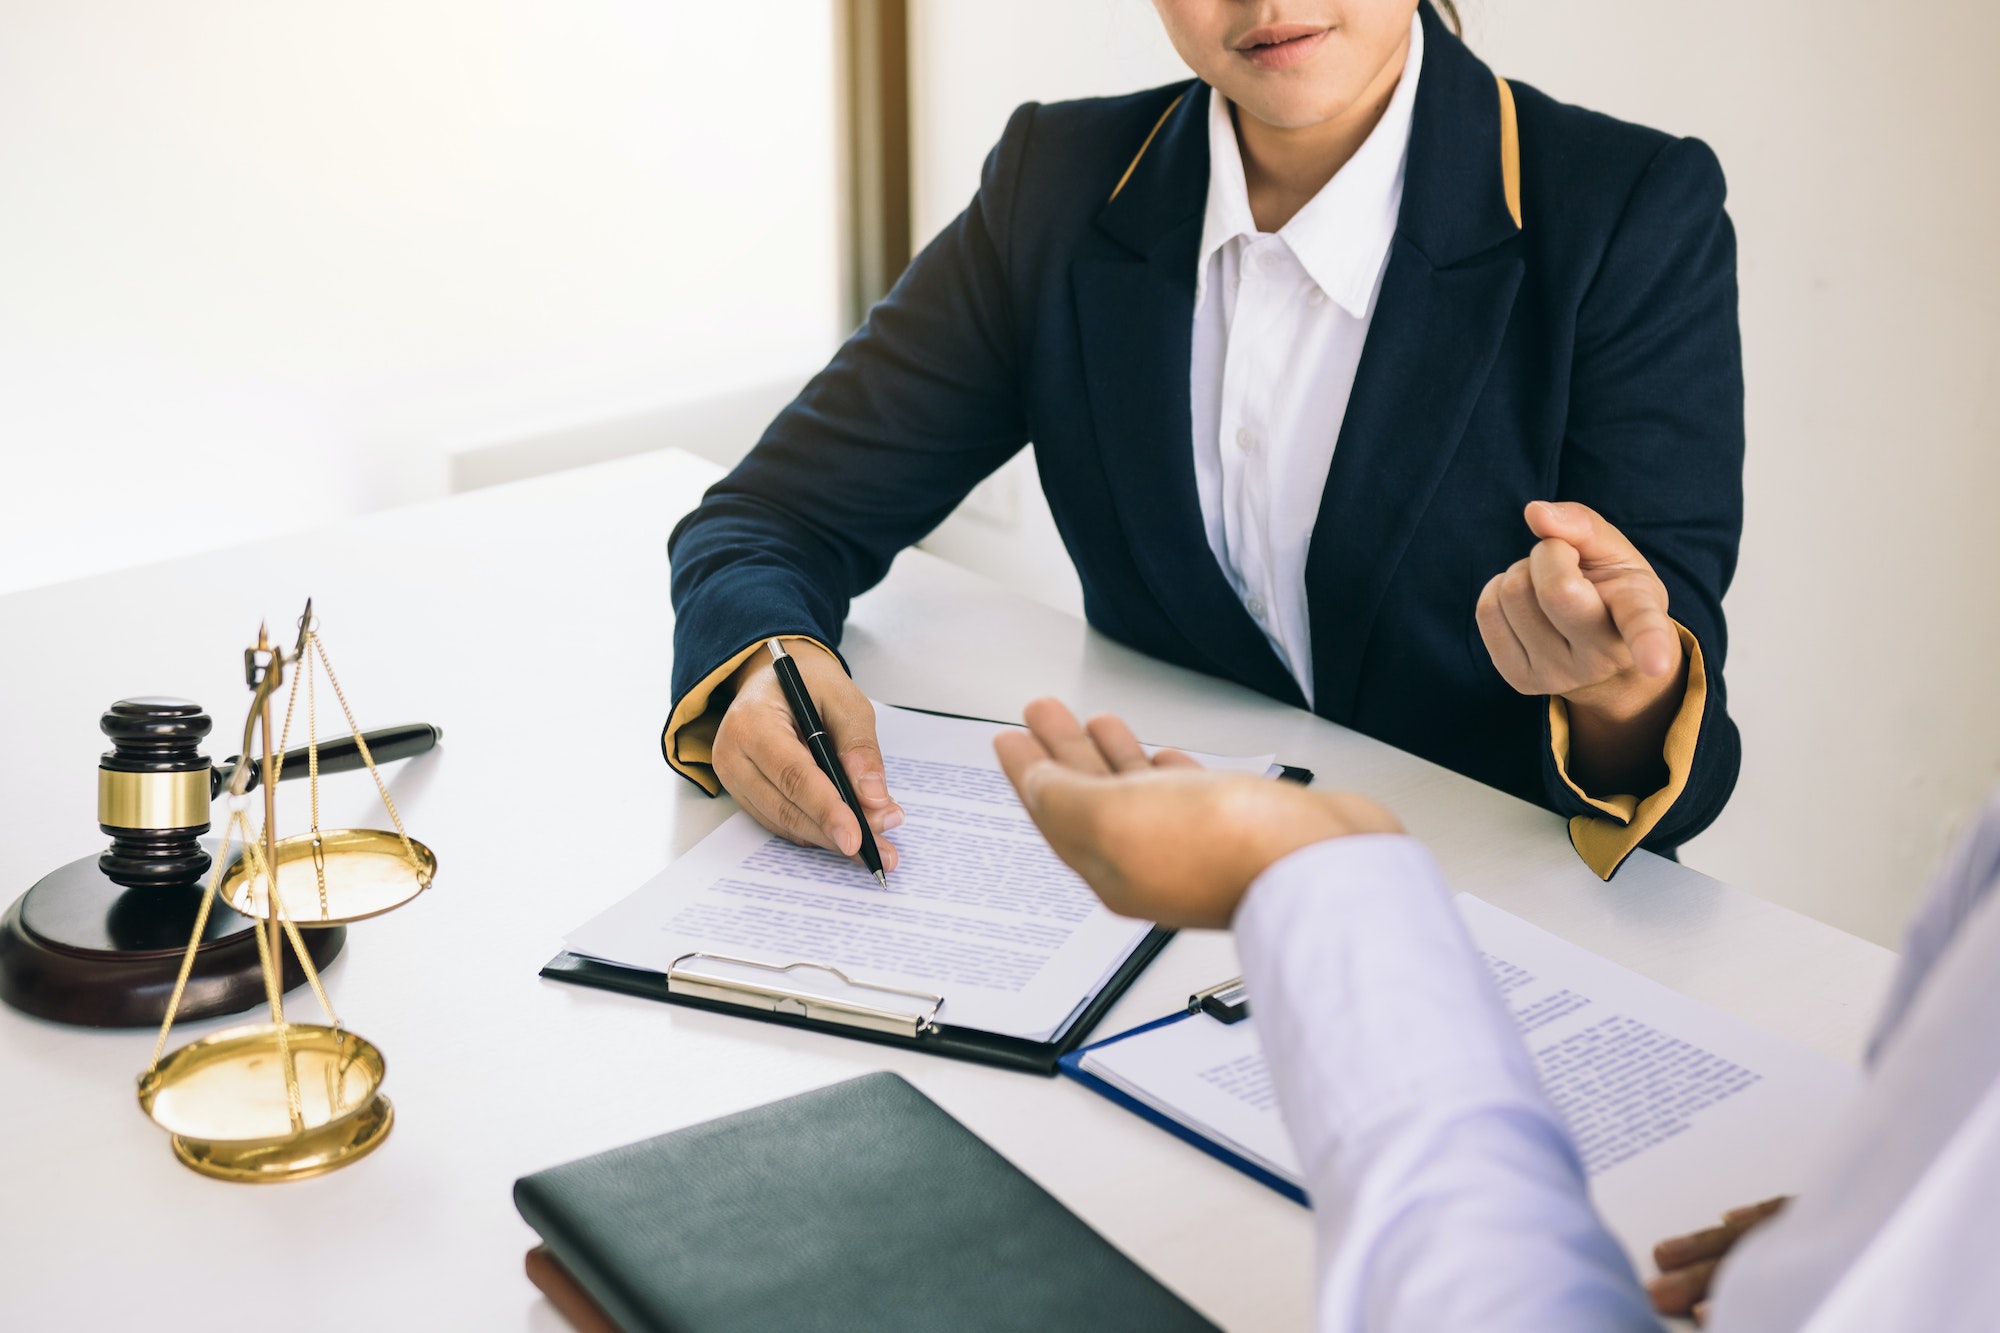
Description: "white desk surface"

(0, 448), (1894, 1331)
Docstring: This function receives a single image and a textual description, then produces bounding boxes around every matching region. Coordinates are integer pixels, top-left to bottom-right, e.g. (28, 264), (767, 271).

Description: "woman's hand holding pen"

(714, 639), (902, 871)
(1476, 501), (1690, 793)
(994, 699), (1400, 929)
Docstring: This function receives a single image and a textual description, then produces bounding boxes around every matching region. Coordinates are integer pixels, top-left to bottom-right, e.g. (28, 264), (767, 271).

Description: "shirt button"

(1257, 249), (1282, 274)
(1235, 426), (1258, 453)
(1247, 596), (1267, 620)
(1307, 287), (1327, 307)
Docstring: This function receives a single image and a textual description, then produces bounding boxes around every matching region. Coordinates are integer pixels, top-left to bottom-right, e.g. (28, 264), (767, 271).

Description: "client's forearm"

(1234, 837), (1659, 1332)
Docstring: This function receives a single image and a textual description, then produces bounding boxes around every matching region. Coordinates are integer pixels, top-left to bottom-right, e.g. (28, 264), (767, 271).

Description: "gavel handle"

(212, 723), (444, 799)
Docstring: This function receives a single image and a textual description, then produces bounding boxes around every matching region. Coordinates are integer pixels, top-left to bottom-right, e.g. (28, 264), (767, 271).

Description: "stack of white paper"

(1078, 896), (1859, 1266)
(565, 705), (1273, 1043)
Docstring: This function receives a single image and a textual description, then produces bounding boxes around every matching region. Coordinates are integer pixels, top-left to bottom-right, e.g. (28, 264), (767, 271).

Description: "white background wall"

(909, 0), (2000, 947)
(0, 0), (842, 594)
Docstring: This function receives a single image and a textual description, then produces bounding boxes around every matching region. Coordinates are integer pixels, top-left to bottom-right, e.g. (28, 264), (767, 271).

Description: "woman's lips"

(1236, 25), (1330, 71)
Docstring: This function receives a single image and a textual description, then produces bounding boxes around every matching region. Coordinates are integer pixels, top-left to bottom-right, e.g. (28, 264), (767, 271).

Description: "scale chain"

(313, 634), (424, 879)
(242, 816), (306, 1132)
(259, 686), (307, 1132)
(145, 805), (249, 1073)
(306, 631), (329, 919)
(280, 914), (341, 1035)
(254, 631), (344, 1035)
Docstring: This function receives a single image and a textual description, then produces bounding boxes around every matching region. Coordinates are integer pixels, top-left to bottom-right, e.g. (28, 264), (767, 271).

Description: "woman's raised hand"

(712, 639), (902, 870)
(1476, 501), (1689, 789)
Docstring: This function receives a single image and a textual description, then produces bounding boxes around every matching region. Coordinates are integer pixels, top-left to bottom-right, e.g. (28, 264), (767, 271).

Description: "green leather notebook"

(514, 1072), (1219, 1333)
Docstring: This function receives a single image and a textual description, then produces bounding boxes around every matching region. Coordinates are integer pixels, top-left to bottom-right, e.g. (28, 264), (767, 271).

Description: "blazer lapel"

(1306, 6), (1527, 723)
(1074, 85), (1304, 705)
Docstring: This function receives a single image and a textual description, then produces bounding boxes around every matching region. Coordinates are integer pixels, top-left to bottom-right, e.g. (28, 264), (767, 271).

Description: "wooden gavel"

(95, 696), (442, 892)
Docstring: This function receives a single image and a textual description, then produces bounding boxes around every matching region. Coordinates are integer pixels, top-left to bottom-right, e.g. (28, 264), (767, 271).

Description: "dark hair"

(1431, 0), (1461, 35)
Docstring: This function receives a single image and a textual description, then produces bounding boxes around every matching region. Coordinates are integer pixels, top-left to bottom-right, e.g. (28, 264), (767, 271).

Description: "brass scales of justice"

(135, 603), (436, 1182)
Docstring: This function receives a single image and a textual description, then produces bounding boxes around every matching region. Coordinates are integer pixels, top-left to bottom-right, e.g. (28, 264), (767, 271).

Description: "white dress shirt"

(1233, 793), (2000, 1330)
(1191, 14), (1422, 707)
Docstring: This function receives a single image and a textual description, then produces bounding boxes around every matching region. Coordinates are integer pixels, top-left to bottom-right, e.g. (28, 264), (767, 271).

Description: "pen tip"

(874, 870), (888, 888)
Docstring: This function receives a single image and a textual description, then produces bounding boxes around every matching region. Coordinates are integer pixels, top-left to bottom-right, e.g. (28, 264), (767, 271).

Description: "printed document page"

(564, 705), (1274, 1043)
(1081, 1013), (1304, 1184)
(1079, 894), (1859, 1264)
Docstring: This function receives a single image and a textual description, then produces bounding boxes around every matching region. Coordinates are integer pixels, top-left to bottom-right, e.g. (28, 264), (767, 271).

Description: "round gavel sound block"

(0, 698), (343, 1028)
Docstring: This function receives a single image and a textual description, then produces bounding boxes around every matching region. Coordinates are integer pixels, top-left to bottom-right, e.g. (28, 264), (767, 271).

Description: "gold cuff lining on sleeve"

(1548, 621), (1707, 880)
(661, 636), (838, 796)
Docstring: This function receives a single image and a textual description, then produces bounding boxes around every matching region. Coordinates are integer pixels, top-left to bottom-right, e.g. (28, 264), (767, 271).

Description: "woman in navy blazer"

(663, 0), (1742, 880)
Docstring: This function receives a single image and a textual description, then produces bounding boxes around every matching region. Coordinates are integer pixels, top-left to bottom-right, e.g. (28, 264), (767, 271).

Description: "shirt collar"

(1196, 10), (1423, 319)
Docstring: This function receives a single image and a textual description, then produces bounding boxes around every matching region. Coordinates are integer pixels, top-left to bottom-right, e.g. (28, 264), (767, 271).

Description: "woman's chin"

(1225, 86), (1366, 135)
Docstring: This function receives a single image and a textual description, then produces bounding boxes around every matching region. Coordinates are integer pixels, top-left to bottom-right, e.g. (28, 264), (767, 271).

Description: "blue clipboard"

(1058, 1010), (1309, 1207)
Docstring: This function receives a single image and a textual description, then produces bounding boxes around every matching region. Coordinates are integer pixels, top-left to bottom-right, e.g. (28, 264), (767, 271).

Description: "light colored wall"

(908, 0), (2000, 947)
(0, 1), (841, 595)
(908, 0), (1191, 618)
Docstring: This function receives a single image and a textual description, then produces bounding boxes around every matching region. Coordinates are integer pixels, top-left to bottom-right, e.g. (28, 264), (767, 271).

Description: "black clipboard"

(540, 924), (1174, 1077)
(541, 705), (1311, 1075)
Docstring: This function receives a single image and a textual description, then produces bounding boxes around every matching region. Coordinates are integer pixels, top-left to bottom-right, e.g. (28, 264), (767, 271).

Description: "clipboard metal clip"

(667, 952), (944, 1039)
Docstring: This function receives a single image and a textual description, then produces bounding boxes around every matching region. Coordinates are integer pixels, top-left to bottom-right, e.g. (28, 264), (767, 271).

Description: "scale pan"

(173, 1093), (393, 1183)
(219, 828), (435, 924)
(138, 1022), (385, 1147)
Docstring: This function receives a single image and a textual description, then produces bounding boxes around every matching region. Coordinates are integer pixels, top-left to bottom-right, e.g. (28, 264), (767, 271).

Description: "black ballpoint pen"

(767, 639), (887, 887)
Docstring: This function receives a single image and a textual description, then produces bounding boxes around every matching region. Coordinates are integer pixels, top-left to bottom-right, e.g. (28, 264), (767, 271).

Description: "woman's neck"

(1233, 33), (1411, 234)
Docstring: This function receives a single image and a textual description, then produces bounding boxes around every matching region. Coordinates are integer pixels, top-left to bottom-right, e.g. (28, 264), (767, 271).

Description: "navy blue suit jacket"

(668, 7), (1744, 859)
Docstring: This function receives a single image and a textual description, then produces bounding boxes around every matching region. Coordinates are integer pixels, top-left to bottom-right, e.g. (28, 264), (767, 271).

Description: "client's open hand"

(1648, 1196), (1789, 1325)
(993, 699), (1401, 929)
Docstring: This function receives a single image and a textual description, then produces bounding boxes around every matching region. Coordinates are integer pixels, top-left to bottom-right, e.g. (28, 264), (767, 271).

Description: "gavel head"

(97, 698), (213, 891)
